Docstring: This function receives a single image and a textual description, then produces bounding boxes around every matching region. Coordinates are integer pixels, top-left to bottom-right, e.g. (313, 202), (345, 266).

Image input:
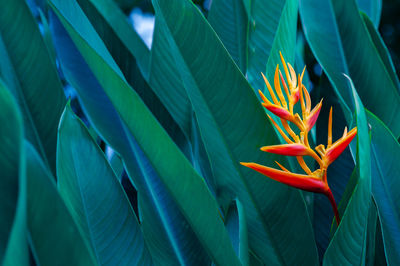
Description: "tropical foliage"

(0, 0), (399, 265)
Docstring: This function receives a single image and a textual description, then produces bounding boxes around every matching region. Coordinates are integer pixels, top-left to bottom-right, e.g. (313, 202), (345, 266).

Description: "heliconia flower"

(241, 52), (358, 225)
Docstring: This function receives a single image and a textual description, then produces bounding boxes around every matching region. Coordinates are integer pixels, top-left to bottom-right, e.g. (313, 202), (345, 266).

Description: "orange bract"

(241, 52), (357, 225)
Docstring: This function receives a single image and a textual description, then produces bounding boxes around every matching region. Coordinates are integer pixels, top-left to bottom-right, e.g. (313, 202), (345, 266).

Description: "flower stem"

(325, 188), (341, 225)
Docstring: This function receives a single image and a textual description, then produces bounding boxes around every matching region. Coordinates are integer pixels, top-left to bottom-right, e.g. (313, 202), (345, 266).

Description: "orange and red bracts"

(241, 52), (357, 225)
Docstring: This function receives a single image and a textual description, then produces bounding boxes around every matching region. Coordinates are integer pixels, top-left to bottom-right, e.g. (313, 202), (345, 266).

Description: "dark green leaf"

(313, 76), (355, 258)
(48, 1), (240, 264)
(361, 13), (400, 90)
(0, 84), (28, 266)
(0, 0), (66, 175)
(356, 0), (382, 27)
(208, 0), (248, 72)
(246, 0), (286, 90)
(225, 199), (249, 266)
(299, 0), (400, 136)
(25, 142), (97, 266)
(367, 111), (400, 265)
(323, 77), (371, 265)
(265, 0), (298, 85)
(152, 0), (318, 264)
(49, 9), (209, 266)
(57, 104), (152, 265)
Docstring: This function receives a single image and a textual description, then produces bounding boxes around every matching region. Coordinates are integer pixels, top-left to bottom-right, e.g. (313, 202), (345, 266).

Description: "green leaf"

(76, 0), (188, 138)
(365, 201), (378, 266)
(367, 111), (400, 265)
(225, 199), (249, 266)
(323, 77), (371, 265)
(356, 0), (382, 27)
(208, 0), (248, 72)
(147, 17), (192, 137)
(313, 76), (355, 258)
(246, 0), (286, 90)
(265, 0), (298, 85)
(299, 0), (400, 136)
(361, 13), (400, 90)
(152, 0), (318, 264)
(25, 141), (97, 266)
(57, 104), (152, 265)
(50, 10), (207, 265)
(0, 0), (66, 175)
(48, 1), (241, 265)
(50, 9), (209, 265)
(0, 84), (28, 266)
(76, 0), (193, 138)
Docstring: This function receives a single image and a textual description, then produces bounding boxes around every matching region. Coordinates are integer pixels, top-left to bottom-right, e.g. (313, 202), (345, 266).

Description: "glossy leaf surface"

(300, 0), (400, 136)
(57, 104), (152, 265)
(368, 111), (400, 265)
(48, 1), (241, 264)
(0, 85), (28, 266)
(25, 141), (97, 266)
(152, 0), (318, 264)
(0, 0), (65, 175)
(323, 79), (371, 265)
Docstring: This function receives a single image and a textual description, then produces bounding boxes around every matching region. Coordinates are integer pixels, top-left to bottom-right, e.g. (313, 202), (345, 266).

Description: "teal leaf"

(247, 0), (286, 90)
(0, 84), (28, 266)
(323, 77), (371, 265)
(57, 104), (153, 265)
(225, 199), (249, 266)
(367, 111), (400, 265)
(0, 0), (66, 175)
(208, 0), (248, 72)
(151, 0), (318, 264)
(299, 0), (400, 136)
(25, 141), (97, 265)
(313, 76), (355, 258)
(265, 0), (298, 86)
(48, 1), (240, 264)
(356, 0), (382, 27)
(49, 9), (208, 266)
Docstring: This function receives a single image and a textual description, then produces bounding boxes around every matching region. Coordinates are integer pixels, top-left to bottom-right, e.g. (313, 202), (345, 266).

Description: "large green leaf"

(367, 111), (400, 265)
(57, 104), (152, 265)
(356, 0), (382, 27)
(48, 1), (240, 265)
(225, 199), (249, 266)
(147, 17), (192, 137)
(0, 85), (28, 266)
(313, 76), (355, 258)
(0, 0), (65, 175)
(208, 0), (248, 72)
(264, 0), (298, 86)
(152, 0), (318, 264)
(77, 0), (193, 139)
(25, 141), (97, 266)
(323, 78), (371, 265)
(49, 8), (209, 265)
(246, 0), (286, 90)
(299, 0), (400, 136)
(361, 13), (400, 90)
(76, 0), (189, 144)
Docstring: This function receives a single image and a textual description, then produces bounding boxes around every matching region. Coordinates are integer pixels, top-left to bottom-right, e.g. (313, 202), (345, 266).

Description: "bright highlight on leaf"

(241, 52), (357, 225)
